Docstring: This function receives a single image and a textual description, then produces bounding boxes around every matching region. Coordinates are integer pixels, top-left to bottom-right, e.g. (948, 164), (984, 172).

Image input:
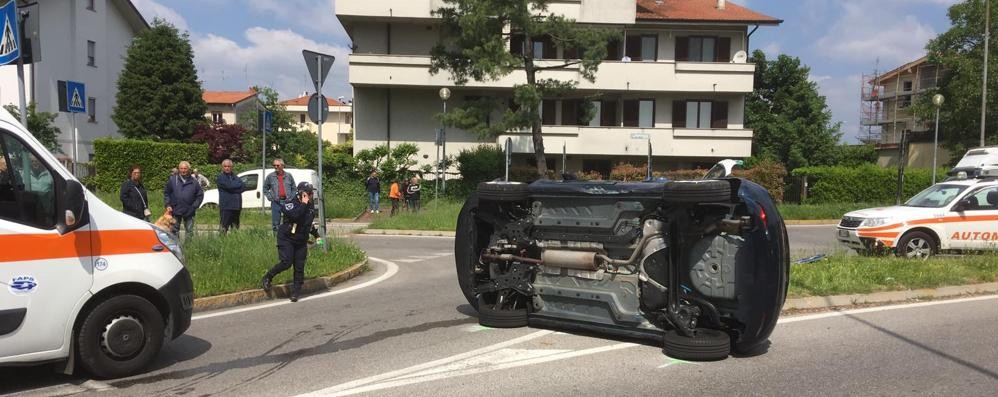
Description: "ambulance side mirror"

(58, 179), (89, 234)
(952, 199), (972, 212)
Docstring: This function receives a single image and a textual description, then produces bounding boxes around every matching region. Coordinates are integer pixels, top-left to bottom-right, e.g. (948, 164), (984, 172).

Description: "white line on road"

(779, 294), (998, 324)
(191, 257), (399, 321)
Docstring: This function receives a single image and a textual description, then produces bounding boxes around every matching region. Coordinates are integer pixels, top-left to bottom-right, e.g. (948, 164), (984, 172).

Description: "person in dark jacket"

(119, 165), (150, 221)
(406, 176), (421, 213)
(263, 158), (296, 232)
(365, 171), (381, 214)
(164, 161), (204, 239)
(216, 159), (245, 233)
(261, 181), (319, 302)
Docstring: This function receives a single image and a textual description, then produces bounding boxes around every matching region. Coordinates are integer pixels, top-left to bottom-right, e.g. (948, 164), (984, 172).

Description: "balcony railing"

(497, 126), (752, 158)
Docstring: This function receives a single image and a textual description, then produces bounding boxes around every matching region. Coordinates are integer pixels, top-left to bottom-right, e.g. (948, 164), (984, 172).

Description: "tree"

(916, 0), (998, 156)
(112, 19), (206, 141)
(236, 86), (296, 135)
(746, 50), (842, 170)
(430, 0), (619, 177)
(191, 123), (248, 163)
(4, 103), (61, 153)
(354, 143), (421, 184)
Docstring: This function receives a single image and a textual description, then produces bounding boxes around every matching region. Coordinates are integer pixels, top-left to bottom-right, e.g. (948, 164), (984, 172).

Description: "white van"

(0, 111), (192, 378)
(200, 168), (318, 209)
(950, 146), (998, 178)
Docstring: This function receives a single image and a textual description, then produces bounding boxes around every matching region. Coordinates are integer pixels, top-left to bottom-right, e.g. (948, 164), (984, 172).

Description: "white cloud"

(761, 42), (781, 57)
(814, 1), (944, 65)
(814, 74), (866, 143)
(131, 0), (189, 32)
(246, 0), (348, 41)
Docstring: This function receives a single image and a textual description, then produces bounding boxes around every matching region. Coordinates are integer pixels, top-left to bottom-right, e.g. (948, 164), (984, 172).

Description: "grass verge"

(777, 202), (890, 220)
(367, 199), (464, 231)
(789, 254), (998, 298)
(182, 229), (366, 297)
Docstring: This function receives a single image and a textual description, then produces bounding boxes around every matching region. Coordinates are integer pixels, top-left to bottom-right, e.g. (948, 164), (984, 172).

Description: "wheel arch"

(899, 227), (942, 250)
(72, 282), (170, 347)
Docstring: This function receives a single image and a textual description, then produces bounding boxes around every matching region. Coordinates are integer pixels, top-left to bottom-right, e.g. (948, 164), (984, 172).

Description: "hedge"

(600, 159), (788, 203)
(92, 138), (208, 192)
(792, 164), (946, 204)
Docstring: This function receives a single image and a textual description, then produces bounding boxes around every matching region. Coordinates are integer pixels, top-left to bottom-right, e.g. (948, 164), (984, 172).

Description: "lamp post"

(438, 87), (451, 198)
(933, 93), (945, 184)
(337, 96), (345, 139)
(256, 91), (268, 213)
(982, 0), (991, 147)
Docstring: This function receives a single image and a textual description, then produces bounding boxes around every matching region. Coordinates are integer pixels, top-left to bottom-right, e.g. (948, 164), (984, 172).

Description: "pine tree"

(112, 19), (206, 140)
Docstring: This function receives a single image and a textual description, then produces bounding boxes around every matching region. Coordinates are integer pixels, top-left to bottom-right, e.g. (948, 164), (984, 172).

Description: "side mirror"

(57, 179), (89, 234)
(952, 199), (972, 212)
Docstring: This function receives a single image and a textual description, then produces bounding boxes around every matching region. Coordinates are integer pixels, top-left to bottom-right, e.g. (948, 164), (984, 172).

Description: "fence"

(782, 175), (807, 204)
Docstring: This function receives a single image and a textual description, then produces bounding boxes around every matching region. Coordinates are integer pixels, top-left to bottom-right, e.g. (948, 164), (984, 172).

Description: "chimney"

(717, 0), (726, 10)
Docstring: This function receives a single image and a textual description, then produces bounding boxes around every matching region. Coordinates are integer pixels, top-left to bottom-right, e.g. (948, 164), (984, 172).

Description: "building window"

(299, 114), (306, 124)
(87, 40), (96, 67)
(212, 112), (224, 124)
(902, 81), (913, 92)
(87, 98), (96, 123)
(624, 35), (657, 61)
(673, 100), (728, 129)
(622, 99), (655, 128)
(676, 36), (731, 62)
(541, 100), (556, 125)
(510, 34), (553, 59)
(87, 0), (95, 11)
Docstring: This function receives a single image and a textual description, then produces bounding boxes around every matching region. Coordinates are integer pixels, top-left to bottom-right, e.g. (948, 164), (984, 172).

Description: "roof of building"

(112, 0), (151, 31)
(874, 56), (930, 84)
(635, 0), (782, 25)
(279, 96), (349, 107)
(203, 89), (258, 105)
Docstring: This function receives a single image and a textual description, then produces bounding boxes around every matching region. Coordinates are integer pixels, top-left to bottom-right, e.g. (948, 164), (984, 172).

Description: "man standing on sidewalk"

(164, 161), (204, 239)
(216, 159), (245, 233)
(366, 171), (381, 214)
(264, 158), (296, 233)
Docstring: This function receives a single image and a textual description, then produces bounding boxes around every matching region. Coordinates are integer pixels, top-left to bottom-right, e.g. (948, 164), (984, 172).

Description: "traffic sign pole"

(316, 54), (327, 251)
(16, 9), (26, 127)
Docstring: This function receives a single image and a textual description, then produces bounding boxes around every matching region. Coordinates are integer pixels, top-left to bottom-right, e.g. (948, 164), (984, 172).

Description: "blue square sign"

(66, 80), (86, 113)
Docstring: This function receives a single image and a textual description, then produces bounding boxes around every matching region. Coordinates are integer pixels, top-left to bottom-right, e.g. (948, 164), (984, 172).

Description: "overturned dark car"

(454, 178), (789, 361)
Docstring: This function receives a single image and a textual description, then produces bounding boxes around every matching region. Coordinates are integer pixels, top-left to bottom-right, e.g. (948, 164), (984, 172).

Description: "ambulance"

(837, 169), (998, 258)
(0, 111), (192, 378)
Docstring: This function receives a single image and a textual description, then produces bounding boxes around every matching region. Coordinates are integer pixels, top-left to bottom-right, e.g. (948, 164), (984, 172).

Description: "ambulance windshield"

(904, 184), (968, 208)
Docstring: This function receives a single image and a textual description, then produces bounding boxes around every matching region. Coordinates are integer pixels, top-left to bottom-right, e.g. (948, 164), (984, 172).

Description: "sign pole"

(15, 9), (27, 127)
(315, 55), (327, 251)
(505, 137), (512, 182)
(261, 109), (266, 213)
(72, 112), (78, 175)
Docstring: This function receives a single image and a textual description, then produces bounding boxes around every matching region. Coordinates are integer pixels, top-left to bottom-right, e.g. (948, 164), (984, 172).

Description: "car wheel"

(76, 295), (165, 379)
(663, 328), (731, 361)
(477, 181), (529, 203)
(896, 231), (937, 259)
(455, 193), (485, 310)
(476, 294), (528, 328)
(662, 180), (732, 204)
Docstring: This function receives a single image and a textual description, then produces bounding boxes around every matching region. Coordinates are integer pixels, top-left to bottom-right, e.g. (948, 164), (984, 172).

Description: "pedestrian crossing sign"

(0, 0), (20, 66)
(66, 80), (86, 113)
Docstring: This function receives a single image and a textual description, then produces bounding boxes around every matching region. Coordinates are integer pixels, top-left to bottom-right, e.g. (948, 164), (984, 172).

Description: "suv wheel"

(477, 181), (529, 203)
(896, 231), (937, 259)
(663, 328), (731, 361)
(662, 180), (733, 204)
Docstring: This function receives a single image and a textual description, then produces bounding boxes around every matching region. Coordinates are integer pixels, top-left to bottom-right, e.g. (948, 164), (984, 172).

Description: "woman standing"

(120, 164), (150, 221)
(406, 176), (421, 213)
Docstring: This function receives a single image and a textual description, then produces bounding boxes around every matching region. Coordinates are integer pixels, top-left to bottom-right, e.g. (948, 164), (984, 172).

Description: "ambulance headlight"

(153, 226), (186, 264)
(862, 218), (890, 227)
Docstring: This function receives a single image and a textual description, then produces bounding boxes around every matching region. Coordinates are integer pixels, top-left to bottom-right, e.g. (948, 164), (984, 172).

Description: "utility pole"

(982, 0), (991, 147)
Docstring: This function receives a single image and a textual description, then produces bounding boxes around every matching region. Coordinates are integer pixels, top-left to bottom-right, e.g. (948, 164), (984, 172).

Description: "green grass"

(789, 254), (998, 298)
(367, 199), (464, 231)
(182, 229), (367, 297)
(777, 202), (891, 220)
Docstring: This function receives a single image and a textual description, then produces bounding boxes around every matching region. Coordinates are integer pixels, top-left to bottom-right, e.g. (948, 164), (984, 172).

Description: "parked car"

(454, 178), (789, 361)
(838, 173), (998, 258)
(200, 168), (318, 209)
(948, 146), (998, 179)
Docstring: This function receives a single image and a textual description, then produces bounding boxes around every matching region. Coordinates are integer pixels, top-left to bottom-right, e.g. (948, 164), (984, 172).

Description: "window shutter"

(716, 37), (731, 62)
(622, 100), (639, 127)
(606, 40), (620, 60)
(625, 35), (641, 60)
(710, 101), (728, 129)
(601, 100), (617, 126)
(542, 99), (557, 125)
(676, 37), (690, 61)
(672, 100), (686, 128)
(561, 100), (579, 126)
(510, 34), (524, 56)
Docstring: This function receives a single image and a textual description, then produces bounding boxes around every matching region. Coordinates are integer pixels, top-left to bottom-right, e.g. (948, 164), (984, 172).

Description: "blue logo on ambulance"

(9, 276), (37, 295)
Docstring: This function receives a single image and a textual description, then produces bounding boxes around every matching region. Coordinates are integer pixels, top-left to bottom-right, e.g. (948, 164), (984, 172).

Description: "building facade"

(0, 0), (146, 162)
(280, 95), (352, 145)
(203, 89), (258, 125)
(336, 0), (780, 176)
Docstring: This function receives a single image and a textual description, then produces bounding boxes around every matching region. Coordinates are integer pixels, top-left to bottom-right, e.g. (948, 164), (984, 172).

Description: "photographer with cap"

(261, 181), (319, 302)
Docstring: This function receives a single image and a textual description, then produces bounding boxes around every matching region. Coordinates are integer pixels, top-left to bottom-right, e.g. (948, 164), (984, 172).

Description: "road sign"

(66, 80), (86, 113)
(302, 49), (335, 92)
(258, 110), (273, 133)
(307, 94), (328, 124)
(0, 0), (20, 66)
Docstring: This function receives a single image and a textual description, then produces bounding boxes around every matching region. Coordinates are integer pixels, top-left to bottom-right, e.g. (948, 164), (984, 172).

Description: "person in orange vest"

(388, 178), (402, 216)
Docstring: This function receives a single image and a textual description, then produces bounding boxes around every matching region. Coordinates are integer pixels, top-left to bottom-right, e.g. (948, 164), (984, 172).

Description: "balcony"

(349, 54), (756, 93)
(497, 126), (753, 158)
(336, 0), (635, 24)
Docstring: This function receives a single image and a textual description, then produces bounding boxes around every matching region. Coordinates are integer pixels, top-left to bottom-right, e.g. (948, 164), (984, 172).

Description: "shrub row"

(598, 159), (788, 202)
(792, 164), (943, 204)
(92, 138), (208, 192)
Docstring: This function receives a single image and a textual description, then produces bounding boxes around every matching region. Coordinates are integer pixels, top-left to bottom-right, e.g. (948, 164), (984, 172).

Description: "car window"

(241, 174), (258, 190)
(961, 186), (998, 211)
(905, 184), (966, 208)
(0, 131), (57, 229)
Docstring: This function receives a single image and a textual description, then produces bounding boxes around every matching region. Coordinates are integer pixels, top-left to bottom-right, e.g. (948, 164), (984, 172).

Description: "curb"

(782, 282), (998, 311)
(784, 220), (840, 225)
(192, 259), (369, 312)
(362, 229), (457, 237)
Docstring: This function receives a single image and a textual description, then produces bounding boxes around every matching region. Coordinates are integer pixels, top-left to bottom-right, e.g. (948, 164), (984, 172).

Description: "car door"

(0, 129), (93, 358)
(950, 185), (998, 250)
(240, 171), (263, 209)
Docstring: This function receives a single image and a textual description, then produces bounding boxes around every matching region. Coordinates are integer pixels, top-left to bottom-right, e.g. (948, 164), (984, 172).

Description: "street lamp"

(256, 91), (269, 212)
(337, 95), (345, 141)
(438, 87), (451, 199)
(933, 93), (945, 184)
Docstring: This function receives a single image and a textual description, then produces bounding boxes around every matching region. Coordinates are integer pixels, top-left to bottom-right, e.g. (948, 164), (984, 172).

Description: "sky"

(133, 0), (964, 142)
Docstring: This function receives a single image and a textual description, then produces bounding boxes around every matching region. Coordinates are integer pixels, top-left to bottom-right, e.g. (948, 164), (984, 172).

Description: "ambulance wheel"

(895, 231), (937, 259)
(77, 295), (165, 379)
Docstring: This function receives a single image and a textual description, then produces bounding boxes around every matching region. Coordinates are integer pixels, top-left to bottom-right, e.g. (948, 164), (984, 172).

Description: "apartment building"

(336, 0), (780, 176)
(0, 0), (147, 162)
(203, 88), (258, 125)
(861, 56), (952, 168)
(280, 95), (353, 145)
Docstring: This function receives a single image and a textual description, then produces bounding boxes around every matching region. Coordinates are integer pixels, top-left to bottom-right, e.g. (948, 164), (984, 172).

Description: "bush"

(603, 160), (787, 202)
(609, 162), (648, 181)
(456, 144), (504, 185)
(93, 138), (208, 192)
(732, 158), (787, 203)
(191, 123), (249, 164)
(792, 164), (942, 203)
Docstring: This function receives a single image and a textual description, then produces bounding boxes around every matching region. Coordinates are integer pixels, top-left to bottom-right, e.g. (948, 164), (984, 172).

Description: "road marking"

(8, 379), (115, 396)
(393, 258), (423, 263)
(658, 358), (699, 369)
(779, 294), (998, 324)
(354, 234), (456, 240)
(192, 257), (399, 321)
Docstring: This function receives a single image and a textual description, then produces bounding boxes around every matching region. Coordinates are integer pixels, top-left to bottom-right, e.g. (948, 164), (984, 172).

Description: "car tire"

(455, 194), (483, 310)
(477, 181), (530, 203)
(662, 180), (733, 204)
(76, 295), (165, 379)
(896, 231), (937, 259)
(663, 328), (731, 361)
(476, 295), (528, 328)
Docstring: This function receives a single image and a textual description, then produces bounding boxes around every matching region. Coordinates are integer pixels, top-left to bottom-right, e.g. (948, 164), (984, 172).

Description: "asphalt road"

(8, 228), (997, 396)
